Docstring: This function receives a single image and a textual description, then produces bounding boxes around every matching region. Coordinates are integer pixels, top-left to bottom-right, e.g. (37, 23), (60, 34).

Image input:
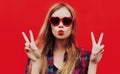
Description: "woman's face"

(50, 7), (73, 40)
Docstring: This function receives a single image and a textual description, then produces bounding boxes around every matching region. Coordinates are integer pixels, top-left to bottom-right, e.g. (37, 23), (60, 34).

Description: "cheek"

(64, 25), (72, 33)
(65, 28), (72, 36)
(51, 26), (58, 36)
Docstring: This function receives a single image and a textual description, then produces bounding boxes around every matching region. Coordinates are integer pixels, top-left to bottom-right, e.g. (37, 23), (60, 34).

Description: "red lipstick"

(58, 30), (64, 35)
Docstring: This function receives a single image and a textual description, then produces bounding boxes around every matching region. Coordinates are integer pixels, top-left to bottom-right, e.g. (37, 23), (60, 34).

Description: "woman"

(22, 3), (104, 74)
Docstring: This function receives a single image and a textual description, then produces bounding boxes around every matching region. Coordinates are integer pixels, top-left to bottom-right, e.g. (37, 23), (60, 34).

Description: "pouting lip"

(58, 30), (64, 35)
(58, 30), (64, 32)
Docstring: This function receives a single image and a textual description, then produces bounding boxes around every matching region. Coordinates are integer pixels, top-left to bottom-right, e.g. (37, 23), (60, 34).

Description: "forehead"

(51, 7), (71, 17)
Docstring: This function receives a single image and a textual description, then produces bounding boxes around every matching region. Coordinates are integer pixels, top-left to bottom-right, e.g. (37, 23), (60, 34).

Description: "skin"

(88, 32), (104, 74)
(22, 30), (41, 74)
(22, 7), (104, 74)
(51, 7), (73, 69)
(51, 7), (72, 40)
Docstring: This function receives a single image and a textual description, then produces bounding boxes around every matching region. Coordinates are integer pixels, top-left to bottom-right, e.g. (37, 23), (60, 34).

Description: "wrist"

(88, 61), (98, 74)
(89, 61), (98, 68)
(32, 60), (41, 65)
(31, 61), (41, 74)
(89, 56), (99, 64)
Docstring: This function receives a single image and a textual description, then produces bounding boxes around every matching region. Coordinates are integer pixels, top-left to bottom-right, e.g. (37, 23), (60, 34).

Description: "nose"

(58, 21), (64, 28)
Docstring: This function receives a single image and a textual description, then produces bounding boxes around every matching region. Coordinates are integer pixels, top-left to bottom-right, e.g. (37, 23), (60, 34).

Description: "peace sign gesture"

(90, 32), (104, 64)
(22, 30), (41, 62)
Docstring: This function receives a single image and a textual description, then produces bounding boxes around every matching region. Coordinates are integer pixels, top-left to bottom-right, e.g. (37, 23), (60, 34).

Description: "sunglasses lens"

(50, 17), (59, 26)
(63, 17), (73, 26)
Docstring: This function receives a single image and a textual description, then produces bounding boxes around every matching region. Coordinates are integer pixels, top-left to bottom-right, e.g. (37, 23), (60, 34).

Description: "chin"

(55, 35), (69, 40)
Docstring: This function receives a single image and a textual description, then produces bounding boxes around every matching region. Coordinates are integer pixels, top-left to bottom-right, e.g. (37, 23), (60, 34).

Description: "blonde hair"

(35, 3), (79, 74)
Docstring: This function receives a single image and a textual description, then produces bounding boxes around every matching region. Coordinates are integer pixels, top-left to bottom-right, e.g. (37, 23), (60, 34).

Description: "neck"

(54, 39), (68, 51)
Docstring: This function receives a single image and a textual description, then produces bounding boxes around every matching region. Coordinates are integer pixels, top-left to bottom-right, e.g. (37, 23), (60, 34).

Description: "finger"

(29, 43), (38, 50)
(91, 32), (96, 44)
(100, 49), (104, 54)
(96, 45), (104, 54)
(98, 49), (104, 55)
(29, 30), (35, 43)
(25, 42), (29, 47)
(25, 47), (31, 52)
(98, 33), (104, 45)
(100, 45), (104, 50)
(22, 32), (30, 43)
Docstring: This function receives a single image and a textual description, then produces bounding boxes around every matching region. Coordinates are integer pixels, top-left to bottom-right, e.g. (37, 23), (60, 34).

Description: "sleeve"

(80, 48), (91, 74)
(73, 48), (91, 74)
(25, 58), (32, 74)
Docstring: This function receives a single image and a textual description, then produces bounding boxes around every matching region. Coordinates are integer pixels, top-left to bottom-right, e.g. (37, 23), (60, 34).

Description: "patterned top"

(25, 48), (91, 74)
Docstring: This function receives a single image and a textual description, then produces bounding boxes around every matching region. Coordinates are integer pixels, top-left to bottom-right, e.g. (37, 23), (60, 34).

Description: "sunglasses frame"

(49, 16), (74, 27)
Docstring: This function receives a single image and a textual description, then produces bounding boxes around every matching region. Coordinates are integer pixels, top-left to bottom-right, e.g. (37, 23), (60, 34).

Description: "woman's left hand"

(90, 32), (104, 64)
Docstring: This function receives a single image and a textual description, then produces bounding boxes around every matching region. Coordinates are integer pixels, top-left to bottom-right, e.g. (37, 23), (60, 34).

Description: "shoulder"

(77, 47), (91, 67)
(78, 48), (91, 57)
(73, 48), (91, 73)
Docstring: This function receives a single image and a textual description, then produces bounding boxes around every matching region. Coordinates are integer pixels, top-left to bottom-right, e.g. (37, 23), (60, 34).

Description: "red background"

(0, 0), (120, 74)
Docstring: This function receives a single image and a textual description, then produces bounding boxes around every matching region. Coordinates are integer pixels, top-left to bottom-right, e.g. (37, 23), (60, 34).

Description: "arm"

(88, 61), (97, 74)
(88, 32), (104, 74)
(22, 30), (42, 74)
(31, 61), (41, 74)
(26, 59), (41, 74)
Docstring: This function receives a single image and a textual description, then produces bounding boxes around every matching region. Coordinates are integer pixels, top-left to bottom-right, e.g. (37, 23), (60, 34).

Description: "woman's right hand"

(22, 30), (41, 62)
